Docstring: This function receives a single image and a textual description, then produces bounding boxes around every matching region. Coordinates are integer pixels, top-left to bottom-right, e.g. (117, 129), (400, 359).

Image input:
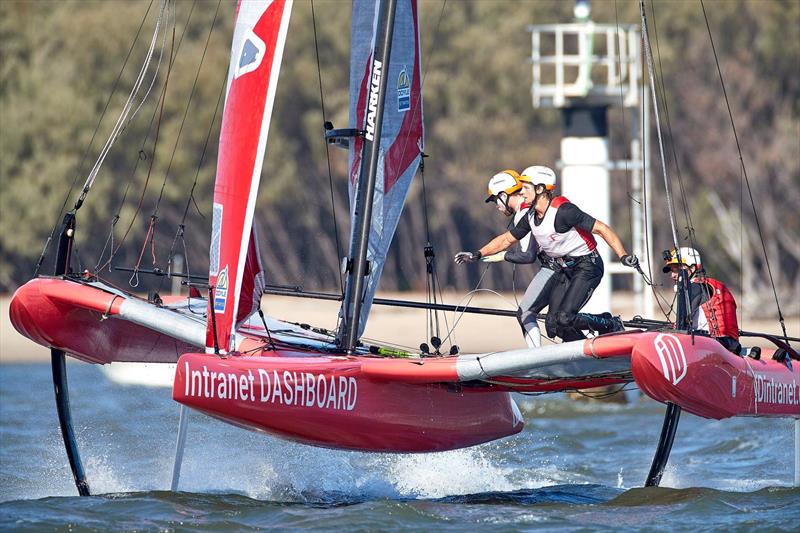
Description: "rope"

(79, 0), (171, 208)
(438, 266), (502, 346)
(699, 0), (789, 342)
(34, 0), (158, 276)
(311, 0), (344, 295)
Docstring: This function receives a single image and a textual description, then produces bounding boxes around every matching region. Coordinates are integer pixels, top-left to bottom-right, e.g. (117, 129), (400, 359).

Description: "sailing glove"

(621, 254), (640, 268)
(454, 251), (482, 264)
(481, 252), (507, 263)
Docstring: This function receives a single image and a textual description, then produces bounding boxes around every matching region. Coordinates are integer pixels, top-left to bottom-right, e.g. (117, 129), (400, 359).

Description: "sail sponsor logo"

(234, 29), (266, 79)
(213, 266), (229, 313)
(365, 59), (383, 141)
(754, 375), (799, 406)
(397, 67), (410, 112)
(653, 333), (687, 386)
(183, 363), (358, 411)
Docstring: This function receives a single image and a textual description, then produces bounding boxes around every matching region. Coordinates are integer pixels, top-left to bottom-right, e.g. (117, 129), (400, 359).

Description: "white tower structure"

(528, 1), (653, 318)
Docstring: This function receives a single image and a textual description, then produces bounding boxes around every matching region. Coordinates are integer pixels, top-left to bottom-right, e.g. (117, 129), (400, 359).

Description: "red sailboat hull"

(632, 332), (800, 419)
(173, 352), (523, 452)
(9, 277), (193, 364)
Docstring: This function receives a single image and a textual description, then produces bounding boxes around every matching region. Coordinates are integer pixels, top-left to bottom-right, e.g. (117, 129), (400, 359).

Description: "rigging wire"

(647, 0), (701, 323)
(310, 0), (344, 295)
(78, 0), (171, 208)
(612, 0), (672, 321)
(128, 14), (178, 287)
(649, 1), (698, 250)
(166, 59), (228, 284)
(698, 0), (789, 341)
(612, 0), (634, 239)
(638, 1), (679, 250)
(639, 0), (693, 323)
(411, 0), (453, 349)
(147, 0), (222, 292)
(92, 2), (196, 278)
(152, 0), (213, 219)
(34, 0), (158, 276)
(94, 6), (172, 273)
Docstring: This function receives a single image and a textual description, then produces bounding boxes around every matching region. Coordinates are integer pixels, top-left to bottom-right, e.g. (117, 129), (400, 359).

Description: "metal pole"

(795, 418), (799, 487)
(170, 405), (190, 491)
(630, 105), (644, 317)
(643, 89), (654, 318)
(51, 212), (90, 496)
(339, 0), (398, 353)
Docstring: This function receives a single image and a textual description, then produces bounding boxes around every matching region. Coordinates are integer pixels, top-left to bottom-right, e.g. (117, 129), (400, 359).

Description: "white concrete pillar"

(560, 106), (611, 314)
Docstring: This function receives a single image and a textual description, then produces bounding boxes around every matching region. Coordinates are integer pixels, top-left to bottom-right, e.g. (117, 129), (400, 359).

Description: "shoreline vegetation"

(1, 1), (797, 308)
(2, 292), (796, 364)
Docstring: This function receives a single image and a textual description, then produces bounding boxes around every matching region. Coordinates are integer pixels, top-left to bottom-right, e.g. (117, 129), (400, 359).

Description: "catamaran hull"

(10, 277), (196, 364)
(631, 332), (799, 419)
(173, 352), (524, 452)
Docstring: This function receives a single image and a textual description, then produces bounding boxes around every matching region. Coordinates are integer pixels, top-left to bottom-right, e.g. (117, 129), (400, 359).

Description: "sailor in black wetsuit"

(455, 166), (639, 342)
(471, 170), (559, 347)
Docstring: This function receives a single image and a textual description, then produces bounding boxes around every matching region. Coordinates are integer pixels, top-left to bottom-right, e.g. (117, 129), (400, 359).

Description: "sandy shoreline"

(1, 291), (797, 364)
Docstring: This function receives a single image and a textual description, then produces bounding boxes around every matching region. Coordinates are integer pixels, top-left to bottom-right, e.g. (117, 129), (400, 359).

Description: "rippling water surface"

(1, 362), (797, 531)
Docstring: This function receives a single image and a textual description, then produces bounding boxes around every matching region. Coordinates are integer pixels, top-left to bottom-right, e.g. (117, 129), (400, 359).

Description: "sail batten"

(207, 0), (293, 352)
(345, 0), (424, 337)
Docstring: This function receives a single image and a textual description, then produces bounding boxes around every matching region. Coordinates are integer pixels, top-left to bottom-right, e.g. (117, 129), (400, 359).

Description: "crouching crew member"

(662, 247), (751, 356)
(467, 170), (560, 347)
(456, 165), (637, 342)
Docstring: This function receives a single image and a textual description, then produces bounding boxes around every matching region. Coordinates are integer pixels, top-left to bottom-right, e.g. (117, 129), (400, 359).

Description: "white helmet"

(485, 170), (522, 203)
(662, 247), (702, 273)
(520, 165), (556, 190)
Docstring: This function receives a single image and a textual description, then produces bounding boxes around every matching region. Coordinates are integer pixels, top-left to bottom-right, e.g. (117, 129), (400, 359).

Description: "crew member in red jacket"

(663, 247), (745, 355)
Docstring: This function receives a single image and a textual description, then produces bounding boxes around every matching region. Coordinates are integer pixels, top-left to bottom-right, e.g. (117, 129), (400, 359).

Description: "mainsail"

(207, 0), (292, 353)
(346, 0), (424, 336)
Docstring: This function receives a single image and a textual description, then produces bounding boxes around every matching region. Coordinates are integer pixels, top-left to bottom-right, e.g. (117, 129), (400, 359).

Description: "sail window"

(235, 29), (266, 79)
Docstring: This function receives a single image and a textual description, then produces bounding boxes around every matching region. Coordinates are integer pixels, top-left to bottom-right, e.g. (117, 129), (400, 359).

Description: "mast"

(338, 0), (398, 353)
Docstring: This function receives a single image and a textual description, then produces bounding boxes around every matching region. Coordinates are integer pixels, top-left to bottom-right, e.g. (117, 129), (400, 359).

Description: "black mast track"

(51, 212), (91, 496)
(338, 0), (399, 353)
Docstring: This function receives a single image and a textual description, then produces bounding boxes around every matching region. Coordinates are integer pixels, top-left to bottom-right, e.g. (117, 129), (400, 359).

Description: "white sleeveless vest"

(528, 197), (596, 258)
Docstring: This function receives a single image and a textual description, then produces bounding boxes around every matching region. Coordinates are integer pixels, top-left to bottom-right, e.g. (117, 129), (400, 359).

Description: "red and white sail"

(347, 0), (424, 336)
(207, 0), (292, 353)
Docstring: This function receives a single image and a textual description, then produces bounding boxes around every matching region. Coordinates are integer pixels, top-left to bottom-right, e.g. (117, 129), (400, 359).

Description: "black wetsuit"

(511, 202), (605, 342)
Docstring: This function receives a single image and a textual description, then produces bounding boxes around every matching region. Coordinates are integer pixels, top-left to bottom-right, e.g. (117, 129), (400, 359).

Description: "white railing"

(529, 22), (640, 108)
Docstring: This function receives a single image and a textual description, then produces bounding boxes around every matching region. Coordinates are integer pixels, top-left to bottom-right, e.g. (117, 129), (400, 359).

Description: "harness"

(554, 249), (600, 269)
(693, 275), (739, 340)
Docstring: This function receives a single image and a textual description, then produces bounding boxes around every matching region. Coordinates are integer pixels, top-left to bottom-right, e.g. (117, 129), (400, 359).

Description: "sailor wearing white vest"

(458, 170), (560, 348)
(457, 165), (639, 342)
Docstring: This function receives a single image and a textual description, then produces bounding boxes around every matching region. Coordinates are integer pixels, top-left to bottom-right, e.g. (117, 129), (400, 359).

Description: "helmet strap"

(497, 192), (513, 216)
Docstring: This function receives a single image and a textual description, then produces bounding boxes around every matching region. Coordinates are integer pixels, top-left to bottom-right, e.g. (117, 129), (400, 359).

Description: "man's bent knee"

(556, 311), (575, 328)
